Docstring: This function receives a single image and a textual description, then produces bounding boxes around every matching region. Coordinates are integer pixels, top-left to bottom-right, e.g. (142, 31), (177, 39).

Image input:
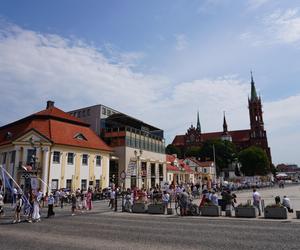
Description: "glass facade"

(123, 126), (165, 154)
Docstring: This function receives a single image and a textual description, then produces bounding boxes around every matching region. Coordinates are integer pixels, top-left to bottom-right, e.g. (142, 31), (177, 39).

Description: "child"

(13, 194), (23, 223)
(47, 193), (55, 218)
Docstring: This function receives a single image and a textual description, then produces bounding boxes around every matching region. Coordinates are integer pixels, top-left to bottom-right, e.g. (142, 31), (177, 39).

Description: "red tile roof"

(34, 106), (88, 126)
(0, 105), (112, 151)
(166, 165), (180, 172)
(166, 154), (193, 173)
(179, 160), (193, 173)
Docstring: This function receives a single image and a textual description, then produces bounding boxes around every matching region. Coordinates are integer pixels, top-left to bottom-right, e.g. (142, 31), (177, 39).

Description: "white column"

(42, 147), (50, 194)
(13, 146), (21, 180)
(104, 156), (110, 188)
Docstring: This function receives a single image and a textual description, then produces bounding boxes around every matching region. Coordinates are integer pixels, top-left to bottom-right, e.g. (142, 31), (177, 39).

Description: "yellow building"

(0, 101), (112, 194)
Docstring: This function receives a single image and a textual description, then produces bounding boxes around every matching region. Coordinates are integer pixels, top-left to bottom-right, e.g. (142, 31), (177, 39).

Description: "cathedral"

(171, 73), (272, 165)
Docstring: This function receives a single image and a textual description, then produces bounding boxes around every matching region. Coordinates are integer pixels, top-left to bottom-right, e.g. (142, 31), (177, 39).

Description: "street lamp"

(134, 149), (143, 189)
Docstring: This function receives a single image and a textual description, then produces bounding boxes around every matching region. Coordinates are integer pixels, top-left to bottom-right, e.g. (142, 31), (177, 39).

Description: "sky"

(0, 0), (300, 166)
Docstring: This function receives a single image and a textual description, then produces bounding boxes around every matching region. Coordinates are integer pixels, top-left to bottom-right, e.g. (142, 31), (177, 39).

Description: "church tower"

(248, 72), (272, 164)
(196, 111), (201, 133)
(221, 111), (232, 141)
(248, 72), (266, 140)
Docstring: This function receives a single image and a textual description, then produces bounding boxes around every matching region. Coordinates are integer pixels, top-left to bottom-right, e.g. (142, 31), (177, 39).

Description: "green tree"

(199, 139), (237, 175)
(165, 144), (181, 156)
(238, 146), (270, 176)
(185, 146), (201, 157)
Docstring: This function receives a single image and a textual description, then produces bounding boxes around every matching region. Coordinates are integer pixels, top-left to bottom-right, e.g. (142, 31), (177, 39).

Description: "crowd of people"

(0, 186), (95, 223)
(0, 181), (296, 223)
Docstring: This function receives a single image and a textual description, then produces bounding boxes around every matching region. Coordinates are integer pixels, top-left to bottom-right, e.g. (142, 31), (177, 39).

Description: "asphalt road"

(1, 201), (300, 250)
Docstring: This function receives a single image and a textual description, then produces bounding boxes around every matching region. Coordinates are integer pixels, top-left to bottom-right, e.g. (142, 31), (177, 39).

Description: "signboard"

(127, 161), (137, 176)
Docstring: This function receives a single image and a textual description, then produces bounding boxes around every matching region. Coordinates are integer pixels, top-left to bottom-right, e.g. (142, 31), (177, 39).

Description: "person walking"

(109, 189), (115, 209)
(0, 193), (4, 217)
(32, 192), (41, 222)
(71, 193), (77, 216)
(60, 189), (65, 209)
(162, 191), (170, 213)
(47, 193), (55, 218)
(13, 194), (23, 223)
(211, 190), (219, 206)
(179, 189), (188, 216)
(86, 188), (93, 211)
(27, 191), (35, 223)
(252, 189), (261, 216)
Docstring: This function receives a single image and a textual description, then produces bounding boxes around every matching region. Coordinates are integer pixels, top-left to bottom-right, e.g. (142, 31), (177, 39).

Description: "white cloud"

(0, 22), (300, 166)
(174, 34), (188, 51)
(240, 8), (300, 46)
(263, 8), (300, 44)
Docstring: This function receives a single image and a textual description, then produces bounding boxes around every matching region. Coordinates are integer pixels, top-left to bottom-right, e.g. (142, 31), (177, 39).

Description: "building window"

(51, 179), (59, 190)
(74, 133), (87, 141)
(102, 107), (106, 115)
(87, 109), (90, 116)
(53, 151), (60, 164)
(66, 179), (72, 189)
(126, 137), (130, 147)
(81, 179), (87, 190)
(95, 179), (100, 189)
(82, 110), (86, 117)
(159, 164), (163, 177)
(82, 154), (88, 165)
(96, 155), (101, 166)
(107, 109), (111, 116)
(67, 153), (74, 165)
(203, 168), (207, 173)
(151, 163), (156, 177)
(10, 151), (16, 164)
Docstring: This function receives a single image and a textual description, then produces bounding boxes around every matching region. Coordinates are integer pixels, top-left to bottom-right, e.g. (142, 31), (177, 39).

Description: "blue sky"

(0, 0), (300, 166)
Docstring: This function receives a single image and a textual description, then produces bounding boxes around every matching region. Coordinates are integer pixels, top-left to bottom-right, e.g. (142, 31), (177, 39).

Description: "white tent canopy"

(276, 173), (288, 177)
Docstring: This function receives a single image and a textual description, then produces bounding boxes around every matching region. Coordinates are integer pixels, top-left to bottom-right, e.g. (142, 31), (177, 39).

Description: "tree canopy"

(238, 146), (270, 176)
(165, 144), (181, 157)
(199, 139), (237, 174)
(185, 146), (201, 157)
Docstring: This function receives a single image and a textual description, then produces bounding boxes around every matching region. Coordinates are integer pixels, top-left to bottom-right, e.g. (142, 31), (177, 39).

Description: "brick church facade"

(171, 73), (272, 165)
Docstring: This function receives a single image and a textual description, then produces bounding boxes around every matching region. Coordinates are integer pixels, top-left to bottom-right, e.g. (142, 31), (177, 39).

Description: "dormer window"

(5, 132), (12, 140)
(74, 133), (87, 141)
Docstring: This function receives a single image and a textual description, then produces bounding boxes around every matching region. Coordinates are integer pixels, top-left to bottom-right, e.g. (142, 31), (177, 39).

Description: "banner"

(127, 161), (137, 176)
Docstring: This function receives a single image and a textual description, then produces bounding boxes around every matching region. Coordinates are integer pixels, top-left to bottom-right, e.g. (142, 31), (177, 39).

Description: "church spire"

(196, 111), (201, 133)
(250, 71), (258, 101)
(223, 111), (228, 134)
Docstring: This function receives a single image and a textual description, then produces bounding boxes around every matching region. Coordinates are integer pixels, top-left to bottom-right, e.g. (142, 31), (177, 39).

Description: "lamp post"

(134, 149), (143, 189)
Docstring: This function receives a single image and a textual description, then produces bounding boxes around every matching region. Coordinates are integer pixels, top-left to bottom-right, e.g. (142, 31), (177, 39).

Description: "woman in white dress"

(32, 192), (41, 222)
